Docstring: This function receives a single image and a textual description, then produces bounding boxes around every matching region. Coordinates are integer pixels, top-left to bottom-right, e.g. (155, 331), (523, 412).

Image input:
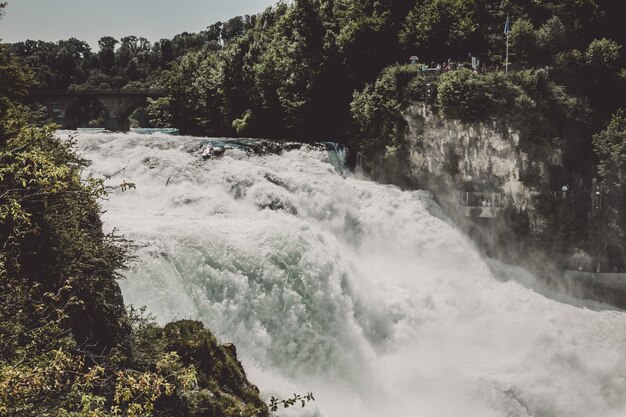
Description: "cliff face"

(400, 104), (562, 209)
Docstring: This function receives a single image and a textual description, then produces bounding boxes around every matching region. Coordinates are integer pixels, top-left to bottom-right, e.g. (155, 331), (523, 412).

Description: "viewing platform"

(564, 270), (626, 287)
(457, 191), (505, 219)
(546, 190), (575, 199)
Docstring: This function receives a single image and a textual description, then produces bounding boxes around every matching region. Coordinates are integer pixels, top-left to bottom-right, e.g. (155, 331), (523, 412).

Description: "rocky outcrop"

(160, 320), (269, 417)
(401, 104), (562, 210)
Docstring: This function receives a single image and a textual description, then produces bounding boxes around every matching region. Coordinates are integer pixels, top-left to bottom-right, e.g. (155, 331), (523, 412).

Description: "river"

(73, 130), (626, 417)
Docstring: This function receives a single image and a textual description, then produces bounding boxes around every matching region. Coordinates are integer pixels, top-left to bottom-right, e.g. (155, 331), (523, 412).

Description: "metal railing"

(564, 270), (626, 286)
(458, 192), (505, 208)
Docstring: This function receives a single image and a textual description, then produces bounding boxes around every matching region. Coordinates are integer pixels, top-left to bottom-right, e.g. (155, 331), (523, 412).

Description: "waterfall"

(73, 130), (626, 417)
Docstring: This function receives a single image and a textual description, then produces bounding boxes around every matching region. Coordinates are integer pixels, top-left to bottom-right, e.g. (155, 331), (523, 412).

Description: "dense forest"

(9, 0), (625, 137)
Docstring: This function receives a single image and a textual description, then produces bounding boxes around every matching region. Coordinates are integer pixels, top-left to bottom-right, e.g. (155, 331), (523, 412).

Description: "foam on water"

(72, 130), (626, 417)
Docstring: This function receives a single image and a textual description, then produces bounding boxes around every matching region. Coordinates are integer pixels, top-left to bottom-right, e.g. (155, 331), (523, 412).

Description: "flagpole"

(505, 13), (509, 75)
(505, 29), (509, 75)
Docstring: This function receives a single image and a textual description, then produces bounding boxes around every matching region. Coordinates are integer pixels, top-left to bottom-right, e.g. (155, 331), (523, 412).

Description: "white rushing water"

(73, 131), (626, 417)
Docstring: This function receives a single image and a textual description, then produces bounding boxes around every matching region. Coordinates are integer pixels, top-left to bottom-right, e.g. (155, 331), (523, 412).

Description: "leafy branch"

(268, 392), (315, 412)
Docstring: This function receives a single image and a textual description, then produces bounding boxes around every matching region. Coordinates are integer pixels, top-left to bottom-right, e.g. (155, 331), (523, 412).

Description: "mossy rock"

(162, 320), (268, 417)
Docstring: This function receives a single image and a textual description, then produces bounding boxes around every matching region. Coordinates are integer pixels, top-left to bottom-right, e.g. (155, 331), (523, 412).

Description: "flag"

(503, 14), (510, 35)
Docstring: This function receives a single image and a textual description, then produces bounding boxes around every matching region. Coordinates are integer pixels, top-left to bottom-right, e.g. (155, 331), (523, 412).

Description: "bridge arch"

(97, 93), (158, 132)
(64, 96), (110, 129)
(117, 99), (151, 131)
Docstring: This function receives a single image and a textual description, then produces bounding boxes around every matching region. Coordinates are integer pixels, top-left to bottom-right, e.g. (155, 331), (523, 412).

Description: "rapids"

(73, 130), (626, 417)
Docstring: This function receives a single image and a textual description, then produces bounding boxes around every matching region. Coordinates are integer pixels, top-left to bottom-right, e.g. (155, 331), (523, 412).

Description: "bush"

(436, 69), (499, 124)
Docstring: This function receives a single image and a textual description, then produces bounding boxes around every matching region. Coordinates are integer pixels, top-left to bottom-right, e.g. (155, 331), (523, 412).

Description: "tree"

(593, 110), (626, 241)
(509, 18), (538, 65)
(584, 38), (623, 113)
(585, 38), (621, 72)
(147, 96), (173, 127)
(399, 0), (481, 61)
(333, 0), (410, 85)
(0, 46), (33, 101)
(537, 16), (567, 57)
(98, 36), (119, 51)
(160, 51), (226, 135)
(116, 35), (138, 68)
(158, 38), (174, 65)
(222, 16), (246, 43)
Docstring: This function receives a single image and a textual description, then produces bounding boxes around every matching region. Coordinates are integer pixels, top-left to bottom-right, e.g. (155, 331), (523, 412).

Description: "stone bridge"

(26, 89), (167, 131)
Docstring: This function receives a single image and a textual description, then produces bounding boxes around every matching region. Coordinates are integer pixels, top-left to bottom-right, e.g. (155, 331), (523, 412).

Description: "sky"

(1, 0), (279, 49)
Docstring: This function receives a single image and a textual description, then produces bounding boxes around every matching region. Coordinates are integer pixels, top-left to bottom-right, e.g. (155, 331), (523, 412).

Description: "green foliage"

(0, 46), (33, 100)
(538, 16), (567, 57)
(269, 393), (315, 412)
(0, 119), (130, 351)
(436, 69), (503, 124)
(585, 38), (621, 73)
(146, 97), (173, 128)
(0, 115), (130, 414)
(593, 110), (626, 242)
(6, 0), (624, 138)
(577, 38), (624, 113)
(511, 16), (570, 66)
(333, 0), (413, 83)
(509, 18), (538, 65)
(151, 0), (420, 138)
(399, 0), (480, 60)
(232, 109), (252, 134)
(159, 51), (226, 135)
(506, 70), (594, 169)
